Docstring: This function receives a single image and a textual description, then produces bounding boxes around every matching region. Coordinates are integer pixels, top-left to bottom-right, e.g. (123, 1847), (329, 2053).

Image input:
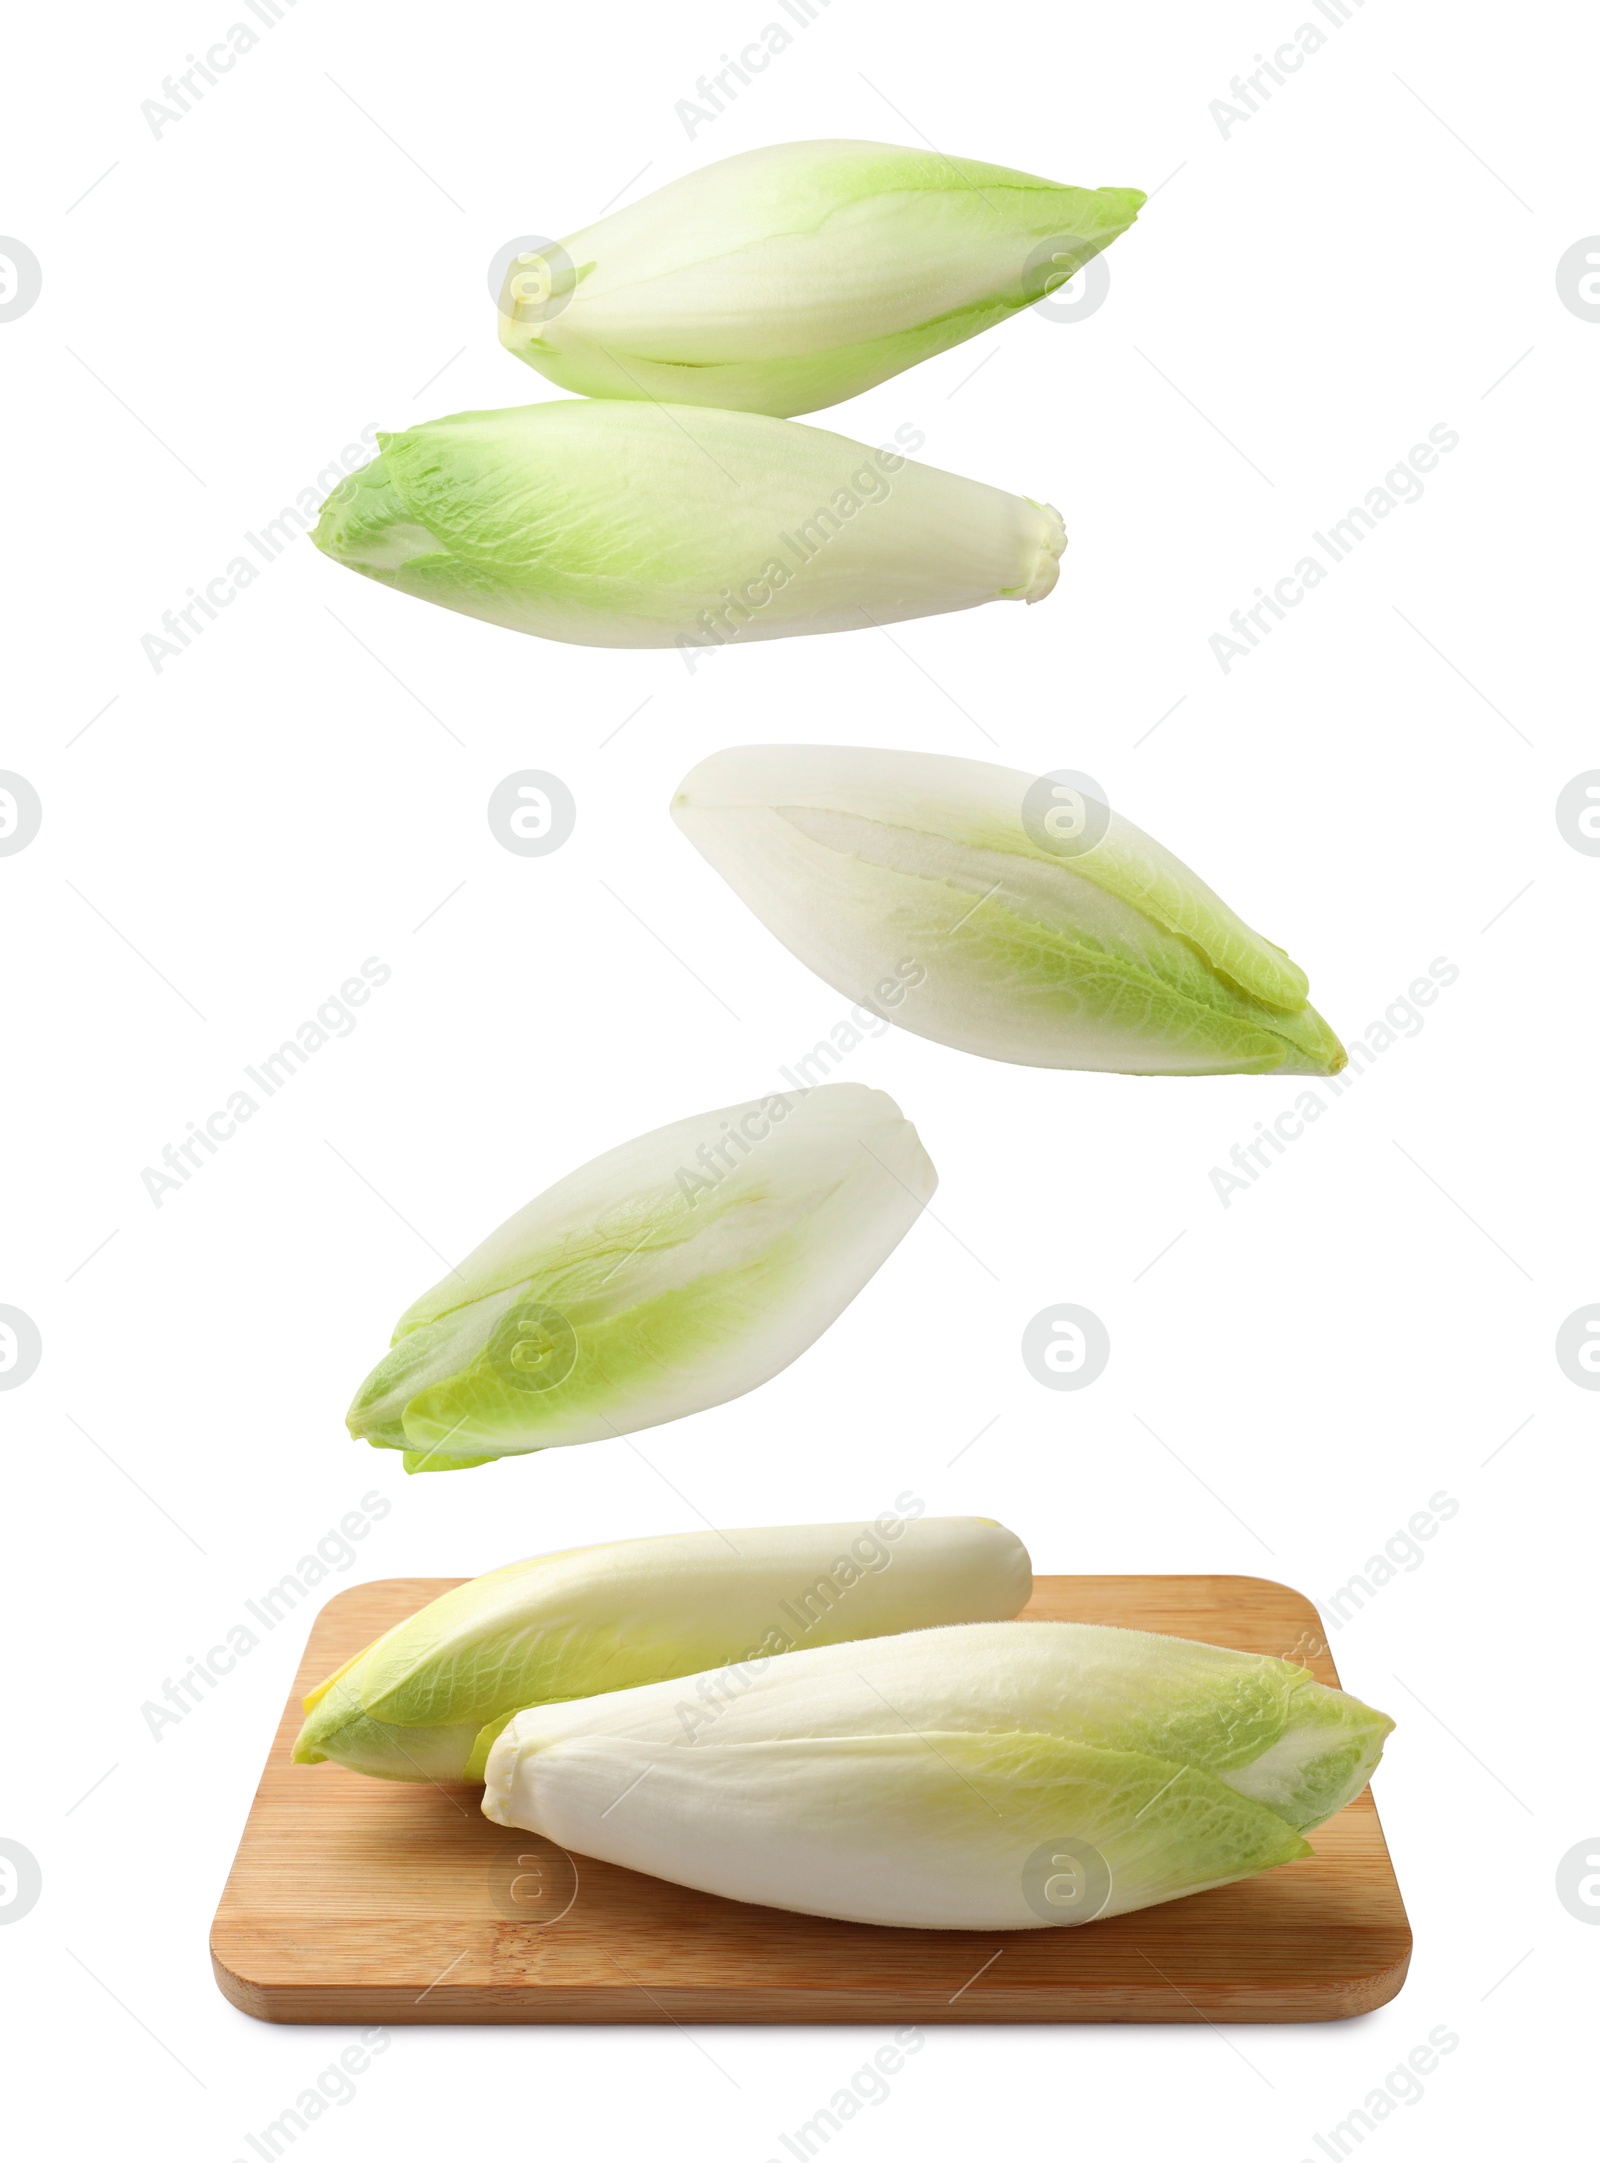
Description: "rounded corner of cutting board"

(209, 1938), (279, 2023)
(309, 1576), (408, 1628)
(1326, 1932), (1415, 2020)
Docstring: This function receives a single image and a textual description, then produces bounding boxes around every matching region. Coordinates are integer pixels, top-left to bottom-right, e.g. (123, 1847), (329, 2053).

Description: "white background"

(3, 0), (1595, 2155)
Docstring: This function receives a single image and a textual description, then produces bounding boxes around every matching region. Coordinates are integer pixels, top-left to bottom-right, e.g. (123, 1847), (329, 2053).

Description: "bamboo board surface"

(210, 1574), (1409, 2025)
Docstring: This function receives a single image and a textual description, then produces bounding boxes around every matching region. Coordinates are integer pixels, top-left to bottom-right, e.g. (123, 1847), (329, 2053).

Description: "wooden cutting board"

(210, 1574), (1410, 2025)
